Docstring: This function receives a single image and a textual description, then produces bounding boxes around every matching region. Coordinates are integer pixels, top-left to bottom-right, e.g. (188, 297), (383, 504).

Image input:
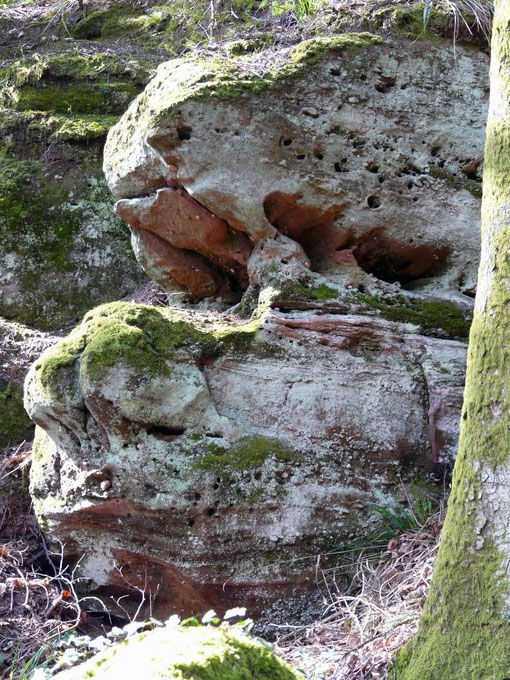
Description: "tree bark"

(395, 2), (510, 678)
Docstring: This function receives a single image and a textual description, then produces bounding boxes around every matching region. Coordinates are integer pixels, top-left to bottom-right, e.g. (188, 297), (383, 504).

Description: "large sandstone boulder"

(104, 33), (488, 304)
(26, 300), (466, 618)
(55, 625), (301, 680)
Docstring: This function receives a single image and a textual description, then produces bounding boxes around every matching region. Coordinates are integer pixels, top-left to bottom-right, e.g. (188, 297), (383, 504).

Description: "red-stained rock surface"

(117, 188), (252, 294)
(26, 305), (466, 620)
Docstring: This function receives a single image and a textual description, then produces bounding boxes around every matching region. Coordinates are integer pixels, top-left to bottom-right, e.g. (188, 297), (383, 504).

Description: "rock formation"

(104, 34), (487, 304)
(0, 54), (149, 330)
(26, 32), (486, 619)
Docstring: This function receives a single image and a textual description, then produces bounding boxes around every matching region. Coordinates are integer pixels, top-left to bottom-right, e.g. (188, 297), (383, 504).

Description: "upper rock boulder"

(104, 34), (488, 303)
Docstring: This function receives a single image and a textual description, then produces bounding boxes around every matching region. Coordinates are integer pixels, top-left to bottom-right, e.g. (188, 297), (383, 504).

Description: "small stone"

(302, 107), (319, 118)
(100, 479), (111, 491)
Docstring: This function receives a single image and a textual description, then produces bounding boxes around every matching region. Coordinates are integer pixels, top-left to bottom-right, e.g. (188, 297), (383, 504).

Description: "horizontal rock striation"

(26, 301), (465, 618)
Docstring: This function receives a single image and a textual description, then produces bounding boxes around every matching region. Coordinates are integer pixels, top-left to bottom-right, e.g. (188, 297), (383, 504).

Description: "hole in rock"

(461, 159), (482, 180)
(367, 194), (381, 209)
(176, 122), (192, 141)
(461, 287), (476, 299)
(283, 138), (293, 146)
(330, 68), (341, 76)
(263, 192), (448, 287)
(207, 508), (216, 517)
(188, 518), (195, 527)
(334, 161), (348, 173)
(313, 149), (324, 160)
(366, 162), (379, 173)
(431, 146), (441, 157)
(399, 163), (421, 177)
(375, 76), (396, 93)
(147, 425), (186, 441)
(352, 227), (450, 285)
(263, 190), (347, 266)
(296, 154), (306, 160)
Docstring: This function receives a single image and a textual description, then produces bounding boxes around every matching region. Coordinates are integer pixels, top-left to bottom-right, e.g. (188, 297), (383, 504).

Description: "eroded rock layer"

(26, 301), (465, 618)
(104, 34), (488, 304)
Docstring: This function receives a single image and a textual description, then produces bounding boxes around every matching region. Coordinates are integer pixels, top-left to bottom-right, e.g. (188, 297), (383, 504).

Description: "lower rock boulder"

(55, 625), (301, 680)
(25, 300), (466, 619)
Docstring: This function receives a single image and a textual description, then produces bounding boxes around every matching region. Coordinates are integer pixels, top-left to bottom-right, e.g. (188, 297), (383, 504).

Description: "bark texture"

(396, 2), (510, 677)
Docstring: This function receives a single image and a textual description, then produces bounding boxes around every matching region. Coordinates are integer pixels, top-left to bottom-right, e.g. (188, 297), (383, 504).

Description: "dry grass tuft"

(275, 508), (444, 679)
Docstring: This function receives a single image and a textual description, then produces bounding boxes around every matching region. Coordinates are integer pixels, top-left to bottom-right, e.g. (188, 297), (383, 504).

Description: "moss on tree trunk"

(395, 1), (510, 677)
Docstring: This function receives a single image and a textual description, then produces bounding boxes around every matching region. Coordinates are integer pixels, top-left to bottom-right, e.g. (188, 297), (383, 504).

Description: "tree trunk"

(395, 2), (510, 678)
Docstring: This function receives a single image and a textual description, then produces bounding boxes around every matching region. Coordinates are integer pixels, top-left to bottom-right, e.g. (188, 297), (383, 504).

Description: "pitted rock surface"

(26, 301), (465, 618)
(104, 36), (488, 303)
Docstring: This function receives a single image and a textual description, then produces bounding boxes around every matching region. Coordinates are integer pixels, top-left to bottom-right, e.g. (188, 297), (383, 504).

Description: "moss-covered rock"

(32, 300), (261, 396)
(55, 625), (302, 680)
(0, 149), (146, 330)
(71, 7), (167, 40)
(290, 32), (383, 65)
(0, 379), (32, 448)
(356, 294), (472, 340)
(2, 53), (149, 117)
(195, 435), (299, 471)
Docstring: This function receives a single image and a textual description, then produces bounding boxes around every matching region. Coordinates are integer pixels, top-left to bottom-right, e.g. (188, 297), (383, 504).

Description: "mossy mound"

(357, 294), (472, 340)
(55, 625), (302, 680)
(33, 300), (262, 396)
(71, 6), (168, 40)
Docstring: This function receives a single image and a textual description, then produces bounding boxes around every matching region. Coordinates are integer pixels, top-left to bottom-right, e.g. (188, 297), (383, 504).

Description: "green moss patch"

(428, 166), (482, 199)
(0, 380), (33, 448)
(3, 53), (148, 87)
(357, 294), (472, 340)
(11, 82), (138, 116)
(290, 32), (383, 65)
(280, 282), (339, 301)
(72, 7), (166, 40)
(2, 53), (148, 117)
(224, 36), (273, 56)
(195, 435), (298, 472)
(34, 301), (263, 397)
(55, 624), (302, 680)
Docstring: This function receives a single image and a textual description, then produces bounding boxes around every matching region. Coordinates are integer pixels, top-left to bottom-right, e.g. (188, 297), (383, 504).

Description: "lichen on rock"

(26, 294), (467, 619)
